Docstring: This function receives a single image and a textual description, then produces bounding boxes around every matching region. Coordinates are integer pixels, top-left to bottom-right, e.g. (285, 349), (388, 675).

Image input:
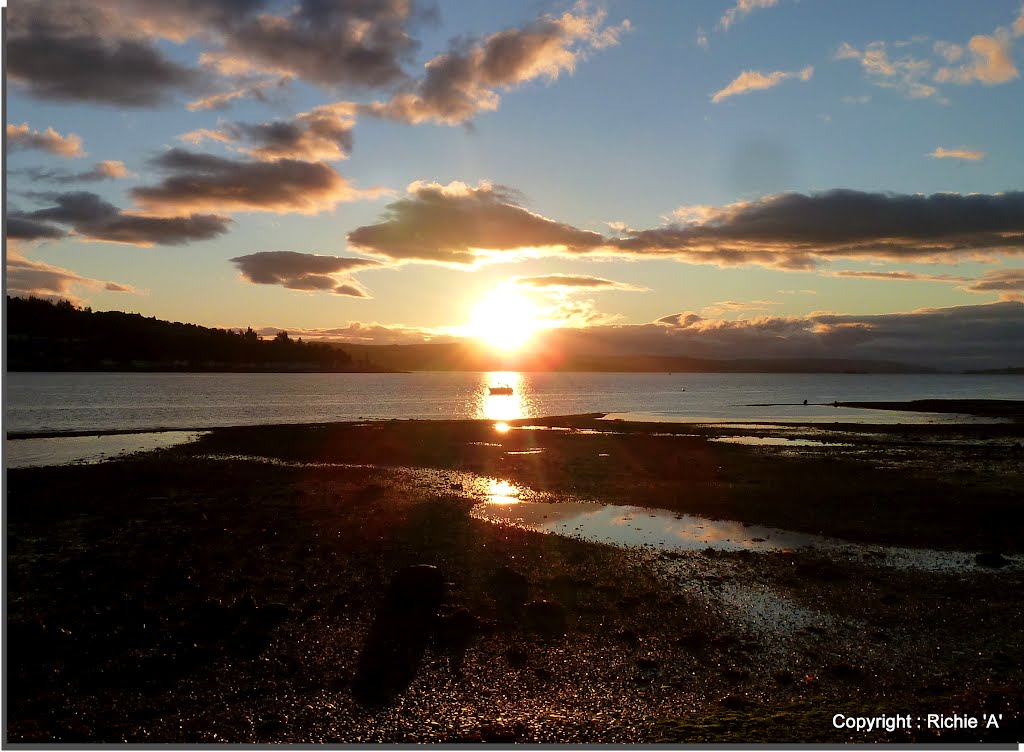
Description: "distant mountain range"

(7, 296), (940, 374)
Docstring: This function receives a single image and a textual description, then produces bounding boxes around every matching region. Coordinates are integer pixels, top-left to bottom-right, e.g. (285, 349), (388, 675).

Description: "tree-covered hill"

(5, 296), (376, 372)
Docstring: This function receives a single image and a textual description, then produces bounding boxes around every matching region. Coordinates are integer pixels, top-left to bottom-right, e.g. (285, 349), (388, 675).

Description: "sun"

(466, 286), (542, 352)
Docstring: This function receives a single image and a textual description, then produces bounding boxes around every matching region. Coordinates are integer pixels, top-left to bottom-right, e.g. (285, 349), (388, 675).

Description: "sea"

(5, 370), (1023, 435)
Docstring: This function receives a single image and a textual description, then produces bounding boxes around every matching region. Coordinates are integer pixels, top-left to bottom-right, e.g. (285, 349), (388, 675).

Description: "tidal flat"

(6, 409), (1024, 743)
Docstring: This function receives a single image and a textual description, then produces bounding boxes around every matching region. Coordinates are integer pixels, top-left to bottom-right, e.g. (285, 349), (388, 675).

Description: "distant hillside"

(6, 297), (936, 374)
(5, 297), (383, 372)
(334, 341), (934, 374)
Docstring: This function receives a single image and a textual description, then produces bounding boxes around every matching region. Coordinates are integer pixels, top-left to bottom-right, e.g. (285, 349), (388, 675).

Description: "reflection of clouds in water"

(473, 501), (823, 552)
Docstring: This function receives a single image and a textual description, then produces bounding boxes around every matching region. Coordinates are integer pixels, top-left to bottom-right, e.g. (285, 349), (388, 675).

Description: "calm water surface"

(5, 371), (1022, 435)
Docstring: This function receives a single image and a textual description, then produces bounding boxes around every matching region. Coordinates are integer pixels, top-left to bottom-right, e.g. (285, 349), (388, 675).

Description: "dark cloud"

(963, 268), (1024, 299)
(361, 6), (628, 124)
(554, 301), (1024, 369)
(348, 181), (604, 265)
(230, 251), (381, 296)
(11, 160), (131, 185)
(197, 0), (422, 88)
(6, 215), (67, 240)
(611, 190), (1024, 268)
(350, 186), (1024, 270)
(6, 123), (85, 157)
(181, 103), (357, 162)
(512, 274), (645, 291)
(7, 1), (202, 106)
(17, 191), (231, 246)
(7, 249), (139, 305)
(133, 149), (369, 215)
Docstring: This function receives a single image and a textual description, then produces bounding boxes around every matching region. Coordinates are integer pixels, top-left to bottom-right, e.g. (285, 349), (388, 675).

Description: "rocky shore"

(6, 411), (1023, 743)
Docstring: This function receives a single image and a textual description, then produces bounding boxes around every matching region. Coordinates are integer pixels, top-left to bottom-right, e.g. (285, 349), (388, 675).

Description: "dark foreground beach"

(6, 401), (1024, 743)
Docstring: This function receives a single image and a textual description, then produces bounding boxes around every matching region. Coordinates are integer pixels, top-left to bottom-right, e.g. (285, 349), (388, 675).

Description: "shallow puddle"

(472, 501), (824, 552)
(187, 453), (1017, 574)
(5, 431), (208, 469)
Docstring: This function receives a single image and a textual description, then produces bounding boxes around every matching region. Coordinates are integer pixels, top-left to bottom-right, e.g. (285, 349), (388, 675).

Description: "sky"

(5, 0), (1024, 369)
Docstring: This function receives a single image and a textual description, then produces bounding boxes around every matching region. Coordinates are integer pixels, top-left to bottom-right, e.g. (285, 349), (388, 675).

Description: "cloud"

(7, 123), (85, 157)
(711, 66), (813, 103)
(186, 75), (291, 111)
(696, 27), (709, 51)
(360, 4), (629, 125)
(246, 321), (455, 346)
(512, 274), (646, 291)
(7, 249), (140, 305)
(962, 268), (1024, 300)
(702, 300), (780, 315)
(719, 0), (779, 31)
(15, 191), (231, 246)
(829, 270), (968, 283)
(929, 147), (985, 161)
(348, 181), (605, 265)
(6, 215), (68, 241)
(229, 251), (381, 297)
(178, 102), (358, 162)
(6, 0), (202, 106)
(590, 301), (1024, 369)
(182, 0), (421, 89)
(349, 186), (1024, 270)
(611, 190), (1024, 268)
(935, 32), (1019, 85)
(835, 41), (940, 100)
(132, 148), (374, 215)
(11, 160), (132, 184)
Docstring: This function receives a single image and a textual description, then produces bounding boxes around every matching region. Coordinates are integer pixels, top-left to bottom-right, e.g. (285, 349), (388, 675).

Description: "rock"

(505, 646), (529, 668)
(523, 599), (568, 637)
(489, 566), (530, 606)
(614, 629), (639, 645)
(387, 564), (446, 612)
(975, 552), (1009, 568)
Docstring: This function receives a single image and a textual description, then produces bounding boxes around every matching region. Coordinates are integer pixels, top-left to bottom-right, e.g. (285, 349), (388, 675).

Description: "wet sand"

(6, 410), (1024, 743)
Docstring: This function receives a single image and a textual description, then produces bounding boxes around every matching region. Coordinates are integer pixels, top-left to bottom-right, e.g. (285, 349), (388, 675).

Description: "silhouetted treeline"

(5, 296), (380, 372)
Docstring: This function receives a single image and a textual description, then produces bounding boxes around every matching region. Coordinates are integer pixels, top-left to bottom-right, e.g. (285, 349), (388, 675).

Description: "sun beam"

(466, 286), (542, 352)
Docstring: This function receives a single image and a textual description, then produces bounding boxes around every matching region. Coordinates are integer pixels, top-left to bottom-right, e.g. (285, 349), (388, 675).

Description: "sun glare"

(466, 287), (542, 352)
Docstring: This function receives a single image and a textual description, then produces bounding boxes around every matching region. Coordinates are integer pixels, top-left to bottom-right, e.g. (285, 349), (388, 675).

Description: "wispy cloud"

(834, 41), (940, 100)
(7, 122), (85, 157)
(962, 268), (1024, 300)
(512, 274), (646, 292)
(928, 146), (985, 161)
(711, 66), (812, 103)
(829, 270), (968, 283)
(718, 0), (779, 31)
(12, 160), (132, 184)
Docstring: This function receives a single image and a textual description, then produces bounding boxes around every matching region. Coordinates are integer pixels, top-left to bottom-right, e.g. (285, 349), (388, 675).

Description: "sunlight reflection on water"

(477, 372), (536, 422)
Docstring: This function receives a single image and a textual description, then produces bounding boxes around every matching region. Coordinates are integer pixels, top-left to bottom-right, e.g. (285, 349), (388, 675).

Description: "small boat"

(489, 385), (514, 396)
